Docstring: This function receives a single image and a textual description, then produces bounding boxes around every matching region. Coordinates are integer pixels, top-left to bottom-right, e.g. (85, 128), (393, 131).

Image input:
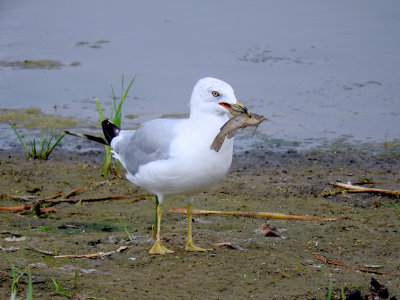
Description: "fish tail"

(210, 134), (226, 152)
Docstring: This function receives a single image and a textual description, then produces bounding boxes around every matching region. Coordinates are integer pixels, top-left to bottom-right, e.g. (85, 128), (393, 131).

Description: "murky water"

(1, 0), (400, 150)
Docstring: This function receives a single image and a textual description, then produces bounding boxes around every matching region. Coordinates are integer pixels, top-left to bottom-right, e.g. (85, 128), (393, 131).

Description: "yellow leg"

(149, 204), (174, 255)
(185, 203), (212, 252)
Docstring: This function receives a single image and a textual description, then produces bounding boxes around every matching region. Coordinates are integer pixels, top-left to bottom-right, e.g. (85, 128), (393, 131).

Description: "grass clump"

(2, 226), (34, 300)
(322, 279), (346, 300)
(52, 268), (80, 298)
(9, 122), (64, 160)
(95, 74), (136, 177)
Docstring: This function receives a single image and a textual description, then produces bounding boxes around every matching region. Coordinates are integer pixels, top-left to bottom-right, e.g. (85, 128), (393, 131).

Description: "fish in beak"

(219, 101), (251, 116)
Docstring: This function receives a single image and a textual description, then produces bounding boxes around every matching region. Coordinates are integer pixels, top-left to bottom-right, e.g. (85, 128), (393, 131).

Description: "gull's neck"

(189, 109), (228, 124)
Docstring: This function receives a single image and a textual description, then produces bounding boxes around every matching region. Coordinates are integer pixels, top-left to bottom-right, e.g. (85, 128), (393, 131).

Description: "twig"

(26, 245), (56, 256)
(36, 191), (64, 202)
(1, 194), (150, 212)
(0, 205), (56, 213)
(330, 182), (400, 197)
(213, 242), (245, 251)
(3, 191), (62, 203)
(0, 205), (30, 212)
(169, 208), (343, 221)
(54, 246), (129, 259)
(63, 179), (113, 198)
(6, 194), (36, 202)
(313, 254), (400, 276)
(46, 194), (150, 204)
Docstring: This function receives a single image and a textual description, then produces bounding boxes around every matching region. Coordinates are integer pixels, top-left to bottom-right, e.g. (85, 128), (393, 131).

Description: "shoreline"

(1, 139), (399, 299)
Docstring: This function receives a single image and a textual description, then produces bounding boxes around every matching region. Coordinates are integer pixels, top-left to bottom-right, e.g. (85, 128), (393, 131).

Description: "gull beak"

(219, 101), (251, 116)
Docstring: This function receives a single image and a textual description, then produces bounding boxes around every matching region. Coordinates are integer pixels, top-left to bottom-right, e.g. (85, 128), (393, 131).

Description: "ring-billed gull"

(102, 77), (250, 254)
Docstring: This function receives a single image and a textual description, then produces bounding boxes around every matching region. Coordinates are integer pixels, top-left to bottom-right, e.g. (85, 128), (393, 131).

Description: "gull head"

(189, 77), (250, 117)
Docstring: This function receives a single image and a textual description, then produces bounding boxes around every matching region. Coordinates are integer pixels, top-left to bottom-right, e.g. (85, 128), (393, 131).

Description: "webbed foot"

(185, 241), (212, 252)
(149, 240), (174, 255)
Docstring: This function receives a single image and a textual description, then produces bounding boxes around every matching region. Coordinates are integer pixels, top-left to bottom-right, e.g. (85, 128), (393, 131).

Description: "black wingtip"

(102, 120), (120, 144)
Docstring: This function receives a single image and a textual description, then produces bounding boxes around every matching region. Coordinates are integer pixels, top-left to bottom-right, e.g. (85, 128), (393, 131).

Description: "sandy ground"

(0, 144), (399, 299)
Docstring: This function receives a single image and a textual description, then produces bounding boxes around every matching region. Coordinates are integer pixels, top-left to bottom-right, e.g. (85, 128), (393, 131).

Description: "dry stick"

(331, 182), (400, 196)
(26, 245), (56, 256)
(1, 179), (132, 212)
(0, 195), (150, 211)
(54, 246), (129, 259)
(36, 191), (63, 202)
(46, 194), (151, 204)
(63, 178), (113, 198)
(6, 195), (36, 201)
(0, 192), (61, 213)
(314, 254), (400, 276)
(4, 178), (112, 204)
(0, 205), (30, 212)
(6, 191), (62, 203)
(27, 192), (62, 215)
(213, 242), (245, 251)
(169, 208), (343, 221)
(0, 205), (56, 213)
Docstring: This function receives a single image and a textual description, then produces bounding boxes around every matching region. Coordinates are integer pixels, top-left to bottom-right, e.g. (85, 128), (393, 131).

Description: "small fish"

(210, 112), (265, 152)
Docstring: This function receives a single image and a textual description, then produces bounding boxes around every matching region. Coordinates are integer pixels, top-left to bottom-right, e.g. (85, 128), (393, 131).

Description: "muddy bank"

(0, 144), (399, 299)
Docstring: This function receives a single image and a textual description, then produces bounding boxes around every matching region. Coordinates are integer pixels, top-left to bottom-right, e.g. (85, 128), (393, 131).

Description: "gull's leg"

(149, 201), (174, 255)
(185, 199), (212, 252)
(152, 196), (159, 240)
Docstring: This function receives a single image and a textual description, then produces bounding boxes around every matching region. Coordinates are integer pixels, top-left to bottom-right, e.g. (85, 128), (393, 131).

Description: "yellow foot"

(185, 241), (213, 252)
(149, 240), (174, 255)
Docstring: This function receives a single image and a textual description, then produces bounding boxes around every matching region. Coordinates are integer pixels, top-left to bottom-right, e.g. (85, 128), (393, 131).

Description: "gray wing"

(112, 118), (181, 175)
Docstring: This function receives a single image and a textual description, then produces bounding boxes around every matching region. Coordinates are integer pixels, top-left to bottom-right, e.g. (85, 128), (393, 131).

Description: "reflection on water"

(1, 0), (399, 151)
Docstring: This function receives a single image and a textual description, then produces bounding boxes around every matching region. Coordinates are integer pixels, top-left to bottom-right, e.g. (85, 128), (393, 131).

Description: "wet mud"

(0, 145), (399, 299)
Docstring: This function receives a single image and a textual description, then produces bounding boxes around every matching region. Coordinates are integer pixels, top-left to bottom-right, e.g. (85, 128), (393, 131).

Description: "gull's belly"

(130, 137), (233, 196)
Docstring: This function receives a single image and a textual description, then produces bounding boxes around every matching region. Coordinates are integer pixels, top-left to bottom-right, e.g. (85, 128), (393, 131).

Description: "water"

(1, 0), (400, 151)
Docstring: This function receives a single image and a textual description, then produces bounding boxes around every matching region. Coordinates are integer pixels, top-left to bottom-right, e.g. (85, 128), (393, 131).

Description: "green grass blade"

(73, 268), (78, 289)
(121, 74), (125, 100)
(115, 75), (136, 126)
(51, 279), (60, 292)
(31, 140), (36, 158)
(19, 225), (31, 265)
(117, 73), (125, 119)
(380, 201), (400, 210)
(327, 279), (333, 300)
(26, 270), (33, 300)
(45, 134), (64, 159)
(42, 136), (53, 158)
(1, 249), (17, 293)
(96, 75), (136, 177)
(103, 145), (112, 178)
(46, 135), (53, 150)
(38, 136), (47, 157)
(340, 287), (345, 300)
(13, 264), (33, 292)
(9, 122), (30, 156)
(111, 83), (117, 119)
(10, 290), (17, 300)
(116, 160), (121, 175)
(119, 220), (133, 242)
(95, 98), (105, 121)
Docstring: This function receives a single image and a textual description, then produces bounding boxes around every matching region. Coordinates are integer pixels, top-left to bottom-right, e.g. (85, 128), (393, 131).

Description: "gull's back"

(111, 118), (182, 177)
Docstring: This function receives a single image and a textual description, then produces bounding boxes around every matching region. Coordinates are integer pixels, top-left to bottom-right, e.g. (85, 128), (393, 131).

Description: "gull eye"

(212, 91), (220, 97)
